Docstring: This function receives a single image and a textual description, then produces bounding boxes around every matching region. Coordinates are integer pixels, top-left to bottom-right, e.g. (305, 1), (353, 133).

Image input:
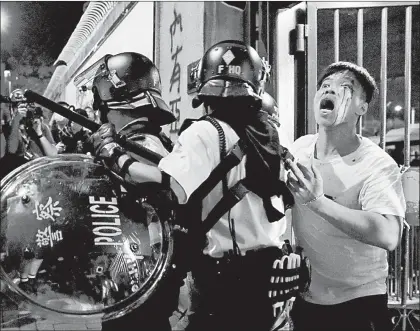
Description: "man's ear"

(356, 102), (368, 116)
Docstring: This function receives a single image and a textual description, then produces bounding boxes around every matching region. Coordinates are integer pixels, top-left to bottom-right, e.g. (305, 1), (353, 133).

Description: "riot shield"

(0, 154), (174, 321)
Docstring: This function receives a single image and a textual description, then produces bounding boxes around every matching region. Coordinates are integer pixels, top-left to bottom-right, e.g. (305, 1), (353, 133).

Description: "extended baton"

(24, 90), (163, 165)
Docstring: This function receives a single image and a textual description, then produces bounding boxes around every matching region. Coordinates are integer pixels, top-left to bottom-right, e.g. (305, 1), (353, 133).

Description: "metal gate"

(306, 2), (419, 330)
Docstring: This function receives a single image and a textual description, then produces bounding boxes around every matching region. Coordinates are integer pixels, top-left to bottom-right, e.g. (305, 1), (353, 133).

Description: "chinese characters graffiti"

(33, 197), (62, 222)
(169, 9), (183, 53)
(168, 8), (183, 134)
(170, 45), (183, 94)
(35, 225), (63, 248)
(169, 97), (181, 132)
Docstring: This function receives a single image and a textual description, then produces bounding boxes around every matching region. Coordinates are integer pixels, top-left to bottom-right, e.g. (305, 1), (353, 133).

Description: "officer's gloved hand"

(89, 123), (126, 178)
(90, 123), (123, 160)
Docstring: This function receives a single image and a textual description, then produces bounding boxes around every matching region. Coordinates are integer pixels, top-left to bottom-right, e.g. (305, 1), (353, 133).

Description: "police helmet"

(192, 40), (271, 108)
(92, 52), (176, 126)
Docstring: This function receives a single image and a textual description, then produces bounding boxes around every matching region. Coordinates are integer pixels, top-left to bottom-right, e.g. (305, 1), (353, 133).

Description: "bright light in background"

(395, 105), (403, 112)
(1, 10), (9, 31)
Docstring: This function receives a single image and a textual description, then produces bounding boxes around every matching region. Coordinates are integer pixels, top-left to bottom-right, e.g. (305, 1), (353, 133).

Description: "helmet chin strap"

(98, 102), (109, 125)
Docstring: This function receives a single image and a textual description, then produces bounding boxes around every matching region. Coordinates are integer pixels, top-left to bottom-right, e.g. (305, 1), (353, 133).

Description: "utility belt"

(191, 242), (311, 303)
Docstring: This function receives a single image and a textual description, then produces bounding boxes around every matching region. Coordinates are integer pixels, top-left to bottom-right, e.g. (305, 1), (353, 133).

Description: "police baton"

(24, 90), (163, 165)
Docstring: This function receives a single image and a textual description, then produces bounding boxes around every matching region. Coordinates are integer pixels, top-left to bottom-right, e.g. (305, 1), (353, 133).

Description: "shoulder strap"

(200, 180), (249, 235)
(186, 116), (250, 240)
(188, 131), (248, 203)
(182, 116), (289, 236)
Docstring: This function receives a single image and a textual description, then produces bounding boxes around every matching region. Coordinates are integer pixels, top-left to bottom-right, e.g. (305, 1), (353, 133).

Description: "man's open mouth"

(320, 98), (335, 111)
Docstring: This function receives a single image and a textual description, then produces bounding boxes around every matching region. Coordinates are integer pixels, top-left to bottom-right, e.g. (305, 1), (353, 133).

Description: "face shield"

(73, 55), (113, 92)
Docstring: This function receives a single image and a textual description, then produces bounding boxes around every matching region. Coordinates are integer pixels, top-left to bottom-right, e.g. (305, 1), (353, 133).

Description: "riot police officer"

(90, 41), (306, 331)
(82, 52), (179, 331)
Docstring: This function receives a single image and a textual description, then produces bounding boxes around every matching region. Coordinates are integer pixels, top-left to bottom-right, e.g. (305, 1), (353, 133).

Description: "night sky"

(1, 1), (85, 62)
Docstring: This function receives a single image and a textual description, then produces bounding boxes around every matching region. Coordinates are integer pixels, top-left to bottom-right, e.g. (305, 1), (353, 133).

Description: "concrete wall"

(203, 2), (244, 50)
(156, 2), (205, 140)
(156, 2), (245, 140)
(55, 2), (250, 141)
(79, 2), (154, 72)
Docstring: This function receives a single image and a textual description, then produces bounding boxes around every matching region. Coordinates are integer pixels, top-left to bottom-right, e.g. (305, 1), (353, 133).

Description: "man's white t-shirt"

(159, 119), (291, 258)
(292, 134), (406, 305)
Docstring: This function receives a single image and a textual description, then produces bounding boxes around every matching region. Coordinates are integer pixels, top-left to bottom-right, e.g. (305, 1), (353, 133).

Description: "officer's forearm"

(307, 195), (402, 251)
(117, 154), (187, 202)
(117, 154), (162, 184)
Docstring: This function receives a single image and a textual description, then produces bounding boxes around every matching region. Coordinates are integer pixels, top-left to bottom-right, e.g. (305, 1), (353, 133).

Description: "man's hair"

(317, 61), (378, 104)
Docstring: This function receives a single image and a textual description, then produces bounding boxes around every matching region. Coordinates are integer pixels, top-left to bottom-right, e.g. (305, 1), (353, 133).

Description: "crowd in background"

(0, 92), (101, 178)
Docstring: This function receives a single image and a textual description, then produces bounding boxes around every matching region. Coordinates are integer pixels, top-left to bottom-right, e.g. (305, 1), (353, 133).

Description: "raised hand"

(286, 159), (324, 205)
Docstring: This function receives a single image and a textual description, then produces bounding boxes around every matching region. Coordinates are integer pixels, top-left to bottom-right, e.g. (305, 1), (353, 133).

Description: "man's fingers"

(286, 160), (305, 183)
(311, 161), (322, 179)
(286, 176), (303, 194)
(287, 174), (311, 203)
(287, 170), (299, 182)
(296, 162), (312, 179)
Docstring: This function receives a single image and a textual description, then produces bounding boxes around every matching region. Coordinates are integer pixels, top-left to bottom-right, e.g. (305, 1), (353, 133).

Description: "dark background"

(1, 1), (85, 94)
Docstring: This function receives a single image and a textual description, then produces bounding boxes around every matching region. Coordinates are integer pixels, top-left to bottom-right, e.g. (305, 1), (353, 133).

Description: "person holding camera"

(7, 102), (57, 160)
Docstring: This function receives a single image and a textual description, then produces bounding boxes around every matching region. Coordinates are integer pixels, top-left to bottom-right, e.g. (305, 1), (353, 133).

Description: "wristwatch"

(37, 133), (44, 138)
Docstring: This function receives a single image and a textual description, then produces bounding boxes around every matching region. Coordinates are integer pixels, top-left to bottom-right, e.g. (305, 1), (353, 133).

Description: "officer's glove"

(89, 123), (127, 179)
(90, 123), (117, 156)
